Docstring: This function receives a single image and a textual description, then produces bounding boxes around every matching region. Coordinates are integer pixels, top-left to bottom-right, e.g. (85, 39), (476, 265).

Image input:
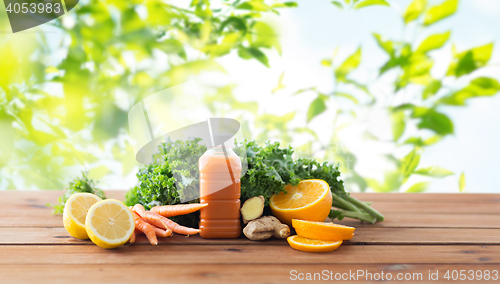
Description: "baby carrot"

(132, 204), (201, 236)
(132, 204), (200, 236)
(132, 204), (170, 230)
(132, 211), (158, 245)
(128, 232), (136, 244)
(154, 214), (201, 236)
(151, 203), (208, 217)
(153, 226), (173, 238)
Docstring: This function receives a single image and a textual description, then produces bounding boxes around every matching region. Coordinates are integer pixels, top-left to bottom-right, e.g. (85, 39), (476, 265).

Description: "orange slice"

(287, 235), (342, 253)
(270, 179), (332, 226)
(292, 219), (355, 241)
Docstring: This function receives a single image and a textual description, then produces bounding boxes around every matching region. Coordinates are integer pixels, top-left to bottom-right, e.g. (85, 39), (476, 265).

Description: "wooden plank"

(2, 212), (500, 228)
(0, 245), (498, 265)
(5, 200), (500, 220)
(353, 193), (500, 203)
(2, 264), (500, 284)
(335, 213), (500, 228)
(2, 191), (499, 209)
(2, 227), (500, 245)
(2, 191), (499, 228)
(360, 201), (500, 214)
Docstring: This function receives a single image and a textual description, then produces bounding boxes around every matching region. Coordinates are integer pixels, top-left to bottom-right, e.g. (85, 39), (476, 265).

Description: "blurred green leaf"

(219, 17), (248, 34)
(238, 47), (269, 67)
(401, 148), (421, 181)
(271, 2), (298, 8)
(237, 1), (271, 11)
(344, 79), (371, 96)
(404, 135), (442, 147)
(307, 95), (328, 122)
(157, 39), (187, 60)
(459, 172), (466, 192)
(295, 127), (319, 140)
(415, 31), (451, 54)
(373, 33), (394, 55)
(88, 165), (112, 181)
(335, 47), (361, 81)
(354, 0), (389, 9)
(334, 92), (359, 104)
(399, 54), (434, 87)
(415, 166), (453, 177)
(331, 1), (344, 9)
(423, 0), (459, 26)
(403, 0), (427, 24)
(257, 112), (296, 127)
(321, 59), (332, 67)
(250, 22), (281, 54)
(446, 43), (494, 77)
(204, 32), (242, 57)
(272, 72), (286, 94)
(439, 77), (500, 106)
(365, 177), (384, 192)
(411, 107), (454, 135)
(368, 171), (404, 192)
(391, 110), (406, 141)
(406, 181), (429, 192)
(423, 80), (442, 99)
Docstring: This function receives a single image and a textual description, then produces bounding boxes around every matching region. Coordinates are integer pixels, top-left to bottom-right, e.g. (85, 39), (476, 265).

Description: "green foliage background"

(0, 0), (498, 192)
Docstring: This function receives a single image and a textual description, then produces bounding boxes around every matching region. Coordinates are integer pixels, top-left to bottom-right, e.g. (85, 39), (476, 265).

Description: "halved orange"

(287, 235), (342, 253)
(270, 180), (332, 226)
(292, 219), (355, 241)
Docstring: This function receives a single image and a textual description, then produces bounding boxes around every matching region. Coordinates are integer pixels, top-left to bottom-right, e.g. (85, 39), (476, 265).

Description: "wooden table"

(1, 191), (499, 283)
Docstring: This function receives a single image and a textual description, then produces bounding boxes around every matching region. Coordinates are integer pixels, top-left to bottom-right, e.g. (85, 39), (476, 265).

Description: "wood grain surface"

(1, 190), (499, 283)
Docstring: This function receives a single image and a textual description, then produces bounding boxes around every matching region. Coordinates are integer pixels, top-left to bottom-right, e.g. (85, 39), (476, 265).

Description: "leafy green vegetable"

(48, 172), (106, 214)
(124, 138), (207, 227)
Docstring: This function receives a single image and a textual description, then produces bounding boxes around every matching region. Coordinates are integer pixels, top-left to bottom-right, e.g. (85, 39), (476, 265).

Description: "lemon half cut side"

(85, 199), (134, 249)
(63, 193), (102, 239)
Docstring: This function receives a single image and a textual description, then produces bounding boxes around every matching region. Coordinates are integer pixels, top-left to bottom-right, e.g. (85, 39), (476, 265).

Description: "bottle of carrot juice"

(199, 139), (242, 238)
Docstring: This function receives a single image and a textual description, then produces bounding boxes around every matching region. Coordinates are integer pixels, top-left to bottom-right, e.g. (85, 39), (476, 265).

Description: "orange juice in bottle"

(199, 138), (242, 238)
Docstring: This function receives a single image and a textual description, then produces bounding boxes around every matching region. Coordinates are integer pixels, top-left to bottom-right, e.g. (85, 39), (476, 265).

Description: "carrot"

(151, 203), (208, 217)
(152, 213), (201, 236)
(132, 204), (201, 236)
(128, 232), (136, 244)
(132, 211), (158, 245)
(132, 204), (170, 230)
(153, 226), (173, 238)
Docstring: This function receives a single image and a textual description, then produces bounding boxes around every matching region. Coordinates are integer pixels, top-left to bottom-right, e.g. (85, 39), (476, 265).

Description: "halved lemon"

(63, 193), (102, 239)
(292, 219), (355, 241)
(85, 199), (134, 249)
(287, 235), (343, 253)
(270, 179), (332, 226)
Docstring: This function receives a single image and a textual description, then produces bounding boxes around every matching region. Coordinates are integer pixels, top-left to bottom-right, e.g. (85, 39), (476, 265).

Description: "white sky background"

(217, 0), (500, 193)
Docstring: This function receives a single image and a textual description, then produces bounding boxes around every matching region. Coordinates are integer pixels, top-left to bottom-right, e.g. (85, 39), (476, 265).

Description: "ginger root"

(243, 216), (290, 241)
(240, 195), (265, 224)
